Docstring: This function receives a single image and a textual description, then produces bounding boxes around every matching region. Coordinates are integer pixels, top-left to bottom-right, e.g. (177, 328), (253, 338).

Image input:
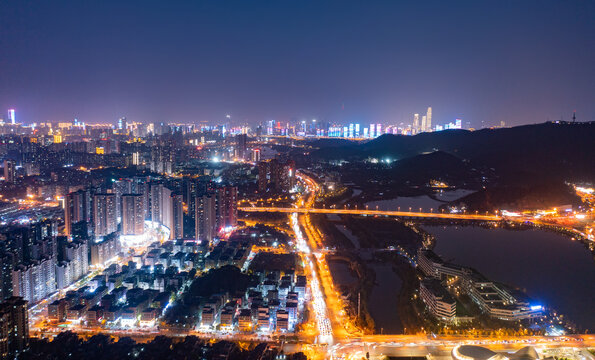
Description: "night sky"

(1, 0), (594, 127)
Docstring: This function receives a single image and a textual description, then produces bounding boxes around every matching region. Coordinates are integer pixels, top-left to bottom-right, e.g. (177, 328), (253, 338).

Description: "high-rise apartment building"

(0, 253), (14, 301)
(216, 186), (237, 230)
(64, 240), (88, 281)
(171, 194), (184, 240)
(150, 183), (165, 224)
(195, 194), (216, 242)
(113, 179), (133, 219)
(131, 177), (150, 218)
(11, 258), (56, 303)
(3, 160), (16, 183)
(0, 296), (28, 357)
(257, 159), (295, 193)
(121, 194), (145, 235)
(235, 134), (248, 160)
(93, 194), (117, 237)
(155, 186), (182, 240)
(64, 190), (90, 237)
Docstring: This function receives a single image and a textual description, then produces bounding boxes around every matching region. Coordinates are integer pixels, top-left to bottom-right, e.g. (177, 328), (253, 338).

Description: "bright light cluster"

(119, 221), (170, 252)
(291, 213), (333, 344)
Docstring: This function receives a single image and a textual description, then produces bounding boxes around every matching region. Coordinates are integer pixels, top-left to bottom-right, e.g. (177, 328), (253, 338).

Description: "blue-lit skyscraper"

(8, 109), (15, 124)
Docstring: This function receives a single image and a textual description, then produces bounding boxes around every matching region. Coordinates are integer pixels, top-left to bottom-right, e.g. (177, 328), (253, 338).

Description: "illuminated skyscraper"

(413, 114), (420, 133)
(421, 116), (427, 132)
(118, 117), (127, 131)
(426, 107), (432, 131)
(7, 109), (15, 125)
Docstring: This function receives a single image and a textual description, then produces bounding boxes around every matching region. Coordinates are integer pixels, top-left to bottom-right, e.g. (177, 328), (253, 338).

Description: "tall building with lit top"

(7, 109), (15, 125)
(413, 114), (420, 134)
(426, 106), (432, 131)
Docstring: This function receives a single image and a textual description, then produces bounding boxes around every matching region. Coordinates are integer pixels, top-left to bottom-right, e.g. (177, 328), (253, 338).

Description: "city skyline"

(0, 1), (594, 358)
(1, 1), (594, 127)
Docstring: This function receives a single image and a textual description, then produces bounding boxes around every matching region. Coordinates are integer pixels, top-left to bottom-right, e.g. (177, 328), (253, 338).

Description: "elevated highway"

(238, 206), (502, 221)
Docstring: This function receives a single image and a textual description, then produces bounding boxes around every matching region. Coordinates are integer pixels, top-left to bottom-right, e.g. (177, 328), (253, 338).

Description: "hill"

(311, 122), (595, 185)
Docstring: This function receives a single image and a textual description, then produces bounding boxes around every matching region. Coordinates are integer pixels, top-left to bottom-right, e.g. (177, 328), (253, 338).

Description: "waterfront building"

(420, 278), (456, 322)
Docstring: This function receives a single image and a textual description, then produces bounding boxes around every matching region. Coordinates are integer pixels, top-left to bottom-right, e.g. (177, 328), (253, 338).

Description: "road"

(239, 206), (502, 221)
(29, 173), (595, 359)
(285, 172), (595, 359)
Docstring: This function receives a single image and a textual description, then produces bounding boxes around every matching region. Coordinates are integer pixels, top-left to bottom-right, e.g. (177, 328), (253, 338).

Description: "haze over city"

(0, 1), (594, 360)
(1, 0), (594, 127)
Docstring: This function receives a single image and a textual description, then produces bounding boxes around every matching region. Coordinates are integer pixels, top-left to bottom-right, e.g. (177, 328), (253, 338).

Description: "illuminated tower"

(118, 117), (127, 131)
(426, 107), (432, 131)
(413, 114), (419, 134)
(421, 116), (427, 132)
(7, 109), (15, 125)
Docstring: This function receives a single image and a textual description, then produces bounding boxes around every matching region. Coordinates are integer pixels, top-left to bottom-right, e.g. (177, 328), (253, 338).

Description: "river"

(365, 190), (475, 212)
(425, 225), (595, 331)
(368, 263), (403, 334)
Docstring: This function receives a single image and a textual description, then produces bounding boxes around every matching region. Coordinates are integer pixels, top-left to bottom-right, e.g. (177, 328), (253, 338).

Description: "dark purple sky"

(1, 0), (594, 127)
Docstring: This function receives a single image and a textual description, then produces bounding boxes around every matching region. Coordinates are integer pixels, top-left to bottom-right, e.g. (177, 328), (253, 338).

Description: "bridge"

(238, 207), (502, 221)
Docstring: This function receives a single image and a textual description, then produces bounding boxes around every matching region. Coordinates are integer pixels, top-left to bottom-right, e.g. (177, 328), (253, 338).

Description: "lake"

(425, 225), (595, 331)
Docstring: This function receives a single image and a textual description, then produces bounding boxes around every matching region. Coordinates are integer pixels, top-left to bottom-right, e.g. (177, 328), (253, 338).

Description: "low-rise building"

(420, 279), (456, 322)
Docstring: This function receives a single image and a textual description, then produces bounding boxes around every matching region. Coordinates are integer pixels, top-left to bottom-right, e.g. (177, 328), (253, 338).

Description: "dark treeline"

(20, 332), (306, 360)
